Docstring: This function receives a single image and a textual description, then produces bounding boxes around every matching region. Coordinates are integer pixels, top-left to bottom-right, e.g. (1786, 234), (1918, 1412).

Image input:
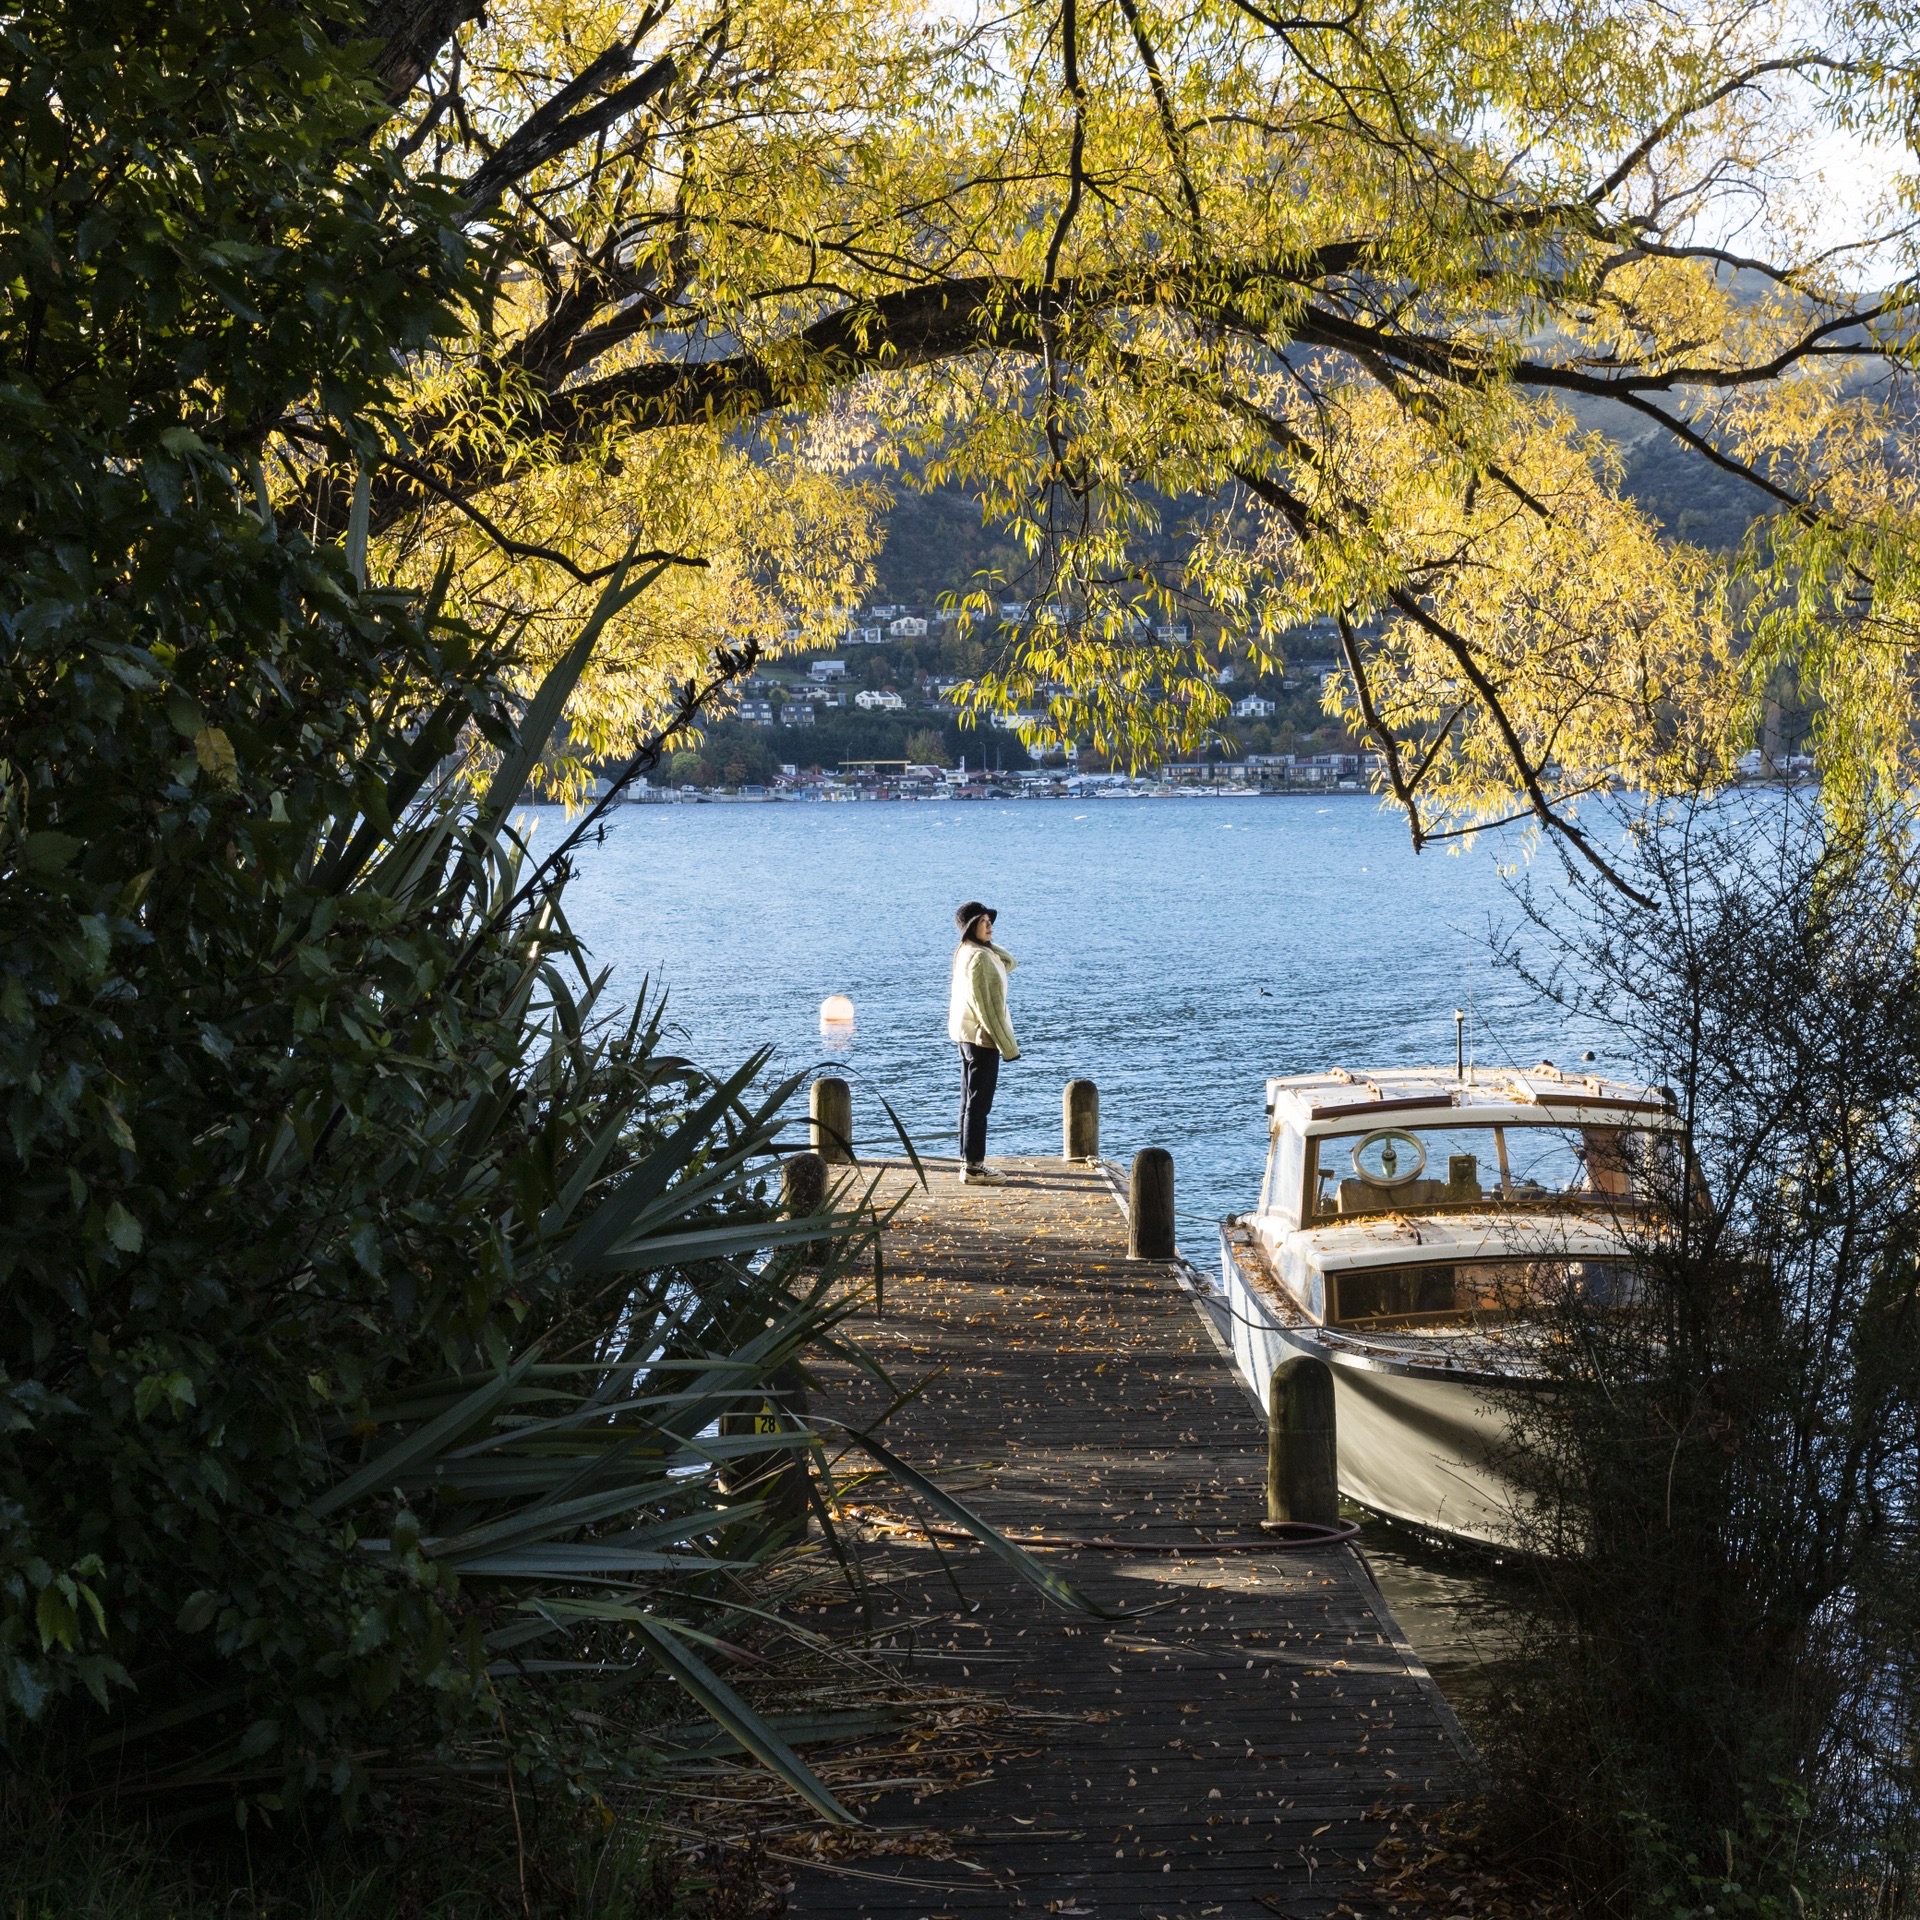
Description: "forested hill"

(866, 417), (1775, 607)
(1558, 392), (1780, 553)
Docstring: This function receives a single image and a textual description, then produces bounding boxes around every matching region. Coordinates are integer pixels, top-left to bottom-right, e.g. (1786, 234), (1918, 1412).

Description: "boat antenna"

(1454, 1008), (1465, 1083)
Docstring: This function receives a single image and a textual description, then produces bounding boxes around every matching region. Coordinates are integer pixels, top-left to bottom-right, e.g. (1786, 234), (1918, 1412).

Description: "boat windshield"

(1308, 1121), (1661, 1219)
(1329, 1256), (1634, 1330)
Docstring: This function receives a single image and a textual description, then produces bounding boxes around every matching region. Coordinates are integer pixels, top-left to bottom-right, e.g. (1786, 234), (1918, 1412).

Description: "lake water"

(539, 791), (1564, 1707)
(541, 792), (1601, 1233)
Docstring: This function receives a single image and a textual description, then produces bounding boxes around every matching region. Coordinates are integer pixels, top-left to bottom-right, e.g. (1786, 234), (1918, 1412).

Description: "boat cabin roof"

(1266, 1064), (1678, 1138)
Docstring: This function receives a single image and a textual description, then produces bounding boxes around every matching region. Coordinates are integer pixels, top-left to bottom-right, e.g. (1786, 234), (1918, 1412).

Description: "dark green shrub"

(0, 0), (868, 1823)
(2, 0), (472, 1737)
(1494, 800), (1920, 1917)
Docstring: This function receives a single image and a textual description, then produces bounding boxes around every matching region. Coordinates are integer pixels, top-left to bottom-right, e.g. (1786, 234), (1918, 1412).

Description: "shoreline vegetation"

(1478, 800), (1920, 1919)
(0, 13), (1091, 1915)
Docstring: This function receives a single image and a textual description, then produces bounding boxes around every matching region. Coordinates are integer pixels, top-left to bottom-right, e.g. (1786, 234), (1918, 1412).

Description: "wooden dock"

(791, 1155), (1469, 1918)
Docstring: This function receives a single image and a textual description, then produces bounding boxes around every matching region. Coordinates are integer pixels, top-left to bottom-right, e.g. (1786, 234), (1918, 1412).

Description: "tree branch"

(291, 229), (1884, 549)
(1336, 608), (1427, 847)
(381, 450), (700, 583)
(463, 46), (678, 217)
(364, 0), (483, 105)
(1233, 459), (1657, 906)
(1115, 0), (1202, 227)
(1383, 582), (1657, 907)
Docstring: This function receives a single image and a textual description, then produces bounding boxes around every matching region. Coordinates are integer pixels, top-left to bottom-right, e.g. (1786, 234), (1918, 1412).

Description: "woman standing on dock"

(948, 901), (1020, 1184)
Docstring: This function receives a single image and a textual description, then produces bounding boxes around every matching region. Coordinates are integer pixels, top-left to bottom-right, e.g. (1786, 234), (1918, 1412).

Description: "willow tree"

(321, 0), (1917, 882)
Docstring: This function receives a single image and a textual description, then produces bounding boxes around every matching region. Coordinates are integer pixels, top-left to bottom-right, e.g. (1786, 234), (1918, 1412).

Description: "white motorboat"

(1218, 1064), (1681, 1548)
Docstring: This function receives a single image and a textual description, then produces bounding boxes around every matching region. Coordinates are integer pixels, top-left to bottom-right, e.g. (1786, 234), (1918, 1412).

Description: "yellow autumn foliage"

(1312, 398), (1743, 834)
(329, 0), (1920, 862)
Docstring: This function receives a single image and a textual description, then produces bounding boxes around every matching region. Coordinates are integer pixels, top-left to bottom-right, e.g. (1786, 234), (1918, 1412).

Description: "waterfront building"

(1161, 760), (1251, 785)
(1158, 752), (1372, 789)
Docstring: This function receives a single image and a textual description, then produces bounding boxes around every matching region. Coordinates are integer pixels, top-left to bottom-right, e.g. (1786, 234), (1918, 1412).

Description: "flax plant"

(0, 4), (1084, 1838)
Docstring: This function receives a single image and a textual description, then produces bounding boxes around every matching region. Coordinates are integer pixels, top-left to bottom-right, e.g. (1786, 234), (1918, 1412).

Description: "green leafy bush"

(1493, 800), (1920, 1917)
(0, 0), (869, 1821)
(2, 0), (468, 1731)
(0, 5), (1096, 1845)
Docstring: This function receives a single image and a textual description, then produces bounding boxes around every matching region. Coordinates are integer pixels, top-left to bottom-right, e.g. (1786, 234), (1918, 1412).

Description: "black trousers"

(957, 1043), (1000, 1165)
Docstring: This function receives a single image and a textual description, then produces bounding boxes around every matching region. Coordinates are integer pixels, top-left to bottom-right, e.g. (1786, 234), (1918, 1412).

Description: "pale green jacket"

(947, 942), (1020, 1059)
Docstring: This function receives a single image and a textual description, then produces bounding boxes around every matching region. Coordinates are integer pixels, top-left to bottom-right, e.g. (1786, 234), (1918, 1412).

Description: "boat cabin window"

(1330, 1256), (1635, 1329)
(1307, 1122), (1661, 1219)
(1261, 1125), (1307, 1224)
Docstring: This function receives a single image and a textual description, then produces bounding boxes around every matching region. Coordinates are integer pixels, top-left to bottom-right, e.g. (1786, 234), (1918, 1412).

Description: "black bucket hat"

(954, 900), (997, 934)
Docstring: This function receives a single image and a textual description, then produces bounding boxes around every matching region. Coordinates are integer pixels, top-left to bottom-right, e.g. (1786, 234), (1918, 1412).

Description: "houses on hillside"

(687, 605), (1376, 786)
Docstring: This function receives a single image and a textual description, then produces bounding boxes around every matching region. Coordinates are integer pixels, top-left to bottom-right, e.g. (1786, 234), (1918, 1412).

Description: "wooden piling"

(1128, 1146), (1176, 1259)
(720, 1363), (811, 1540)
(1063, 1078), (1100, 1161)
(1267, 1353), (1340, 1527)
(781, 1149), (828, 1217)
(809, 1075), (853, 1165)
(781, 1150), (828, 1265)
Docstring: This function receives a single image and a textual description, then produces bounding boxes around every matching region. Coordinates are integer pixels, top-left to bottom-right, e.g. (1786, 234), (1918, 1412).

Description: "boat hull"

(1220, 1226), (1533, 1548)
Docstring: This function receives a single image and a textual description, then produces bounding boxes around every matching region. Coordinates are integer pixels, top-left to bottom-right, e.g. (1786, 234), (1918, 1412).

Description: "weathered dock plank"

(791, 1156), (1465, 1917)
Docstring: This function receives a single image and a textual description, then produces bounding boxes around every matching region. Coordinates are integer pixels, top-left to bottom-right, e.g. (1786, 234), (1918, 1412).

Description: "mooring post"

(1064, 1078), (1100, 1161)
(810, 1075), (853, 1165)
(781, 1149), (828, 1220)
(720, 1363), (812, 1541)
(1267, 1354), (1340, 1527)
(1128, 1147), (1176, 1259)
(781, 1149), (828, 1266)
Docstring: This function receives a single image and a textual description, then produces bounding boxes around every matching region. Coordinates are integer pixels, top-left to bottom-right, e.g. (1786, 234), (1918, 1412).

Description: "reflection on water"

(1353, 1508), (1526, 1717)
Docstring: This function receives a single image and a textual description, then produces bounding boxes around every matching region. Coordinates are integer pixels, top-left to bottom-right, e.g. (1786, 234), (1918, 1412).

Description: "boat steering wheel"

(1351, 1127), (1427, 1188)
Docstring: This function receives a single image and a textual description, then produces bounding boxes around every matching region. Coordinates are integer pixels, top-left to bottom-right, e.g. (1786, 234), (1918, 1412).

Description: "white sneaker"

(963, 1164), (1008, 1185)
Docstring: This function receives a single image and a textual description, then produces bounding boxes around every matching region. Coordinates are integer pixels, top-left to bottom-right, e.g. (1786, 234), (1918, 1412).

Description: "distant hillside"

(868, 484), (1029, 606)
(1617, 428), (1773, 550)
(866, 413), (1775, 605)
(870, 479), (1201, 606)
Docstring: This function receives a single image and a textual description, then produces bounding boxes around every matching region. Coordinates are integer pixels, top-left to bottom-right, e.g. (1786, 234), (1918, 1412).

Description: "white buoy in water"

(819, 993), (855, 1030)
